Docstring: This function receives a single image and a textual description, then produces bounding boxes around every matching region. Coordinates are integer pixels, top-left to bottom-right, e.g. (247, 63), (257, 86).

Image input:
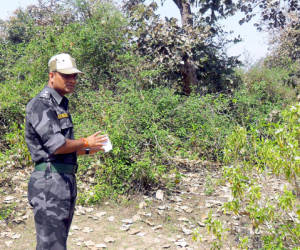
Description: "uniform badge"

(40, 91), (49, 98)
(58, 113), (69, 119)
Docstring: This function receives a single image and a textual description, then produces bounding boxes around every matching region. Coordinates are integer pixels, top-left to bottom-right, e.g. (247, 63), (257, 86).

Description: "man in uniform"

(25, 53), (107, 249)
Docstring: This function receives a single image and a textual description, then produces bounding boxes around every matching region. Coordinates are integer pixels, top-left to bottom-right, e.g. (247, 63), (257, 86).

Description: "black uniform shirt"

(25, 86), (77, 165)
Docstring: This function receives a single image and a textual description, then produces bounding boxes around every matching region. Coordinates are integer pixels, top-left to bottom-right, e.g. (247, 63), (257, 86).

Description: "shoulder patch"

(39, 90), (50, 99)
(58, 113), (69, 119)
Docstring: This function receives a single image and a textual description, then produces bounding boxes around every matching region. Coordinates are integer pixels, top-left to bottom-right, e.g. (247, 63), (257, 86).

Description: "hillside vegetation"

(0, 0), (299, 249)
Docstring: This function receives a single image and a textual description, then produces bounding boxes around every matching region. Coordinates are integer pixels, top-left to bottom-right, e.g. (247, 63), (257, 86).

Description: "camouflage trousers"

(28, 167), (77, 250)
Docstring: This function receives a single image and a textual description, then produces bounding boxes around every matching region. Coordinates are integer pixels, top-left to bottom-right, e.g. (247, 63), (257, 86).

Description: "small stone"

(11, 233), (21, 239)
(96, 212), (107, 217)
(182, 226), (193, 235)
(162, 244), (171, 248)
(95, 243), (107, 248)
(82, 227), (93, 233)
(122, 218), (133, 224)
(158, 205), (166, 210)
(84, 240), (95, 246)
(156, 190), (164, 200)
(139, 201), (147, 209)
(152, 225), (162, 230)
(181, 206), (193, 213)
(4, 196), (15, 203)
(178, 217), (190, 222)
(144, 220), (154, 226)
(197, 221), (205, 227)
(139, 212), (152, 217)
(175, 239), (188, 247)
(71, 225), (80, 230)
(170, 196), (182, 202)
(132, 214), (141, 222)
(107, 216), (115, 222)
(5, 240), (13, 247)
(104, 236), (115, 243)
(157, 210), (164, 216)
(129, 229), (141, 235)
(120, 224), (131, 231)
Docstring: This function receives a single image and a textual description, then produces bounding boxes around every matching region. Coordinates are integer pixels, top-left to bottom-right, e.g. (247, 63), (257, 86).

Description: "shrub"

(222, 103), (300, 249)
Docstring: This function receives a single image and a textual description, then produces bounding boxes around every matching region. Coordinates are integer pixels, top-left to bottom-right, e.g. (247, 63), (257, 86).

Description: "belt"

(35, 162), (77, 174)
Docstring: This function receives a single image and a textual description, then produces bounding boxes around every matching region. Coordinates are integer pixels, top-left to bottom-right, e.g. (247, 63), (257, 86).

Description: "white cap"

(48, 53), (83, 74)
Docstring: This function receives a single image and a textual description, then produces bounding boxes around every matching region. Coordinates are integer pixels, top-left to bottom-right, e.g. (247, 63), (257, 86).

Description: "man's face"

(49, 72), (78, 96)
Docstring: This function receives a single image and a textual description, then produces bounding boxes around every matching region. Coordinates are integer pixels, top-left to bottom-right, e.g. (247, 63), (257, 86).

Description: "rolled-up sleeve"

(28, 101), (65, 155)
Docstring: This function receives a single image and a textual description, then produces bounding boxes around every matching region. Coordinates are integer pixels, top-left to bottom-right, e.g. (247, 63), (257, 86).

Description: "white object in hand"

(103, 137), (112, 153)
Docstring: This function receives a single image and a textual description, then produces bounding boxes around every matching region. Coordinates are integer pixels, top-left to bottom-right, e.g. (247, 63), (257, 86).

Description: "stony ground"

(0, 160), (296, 249)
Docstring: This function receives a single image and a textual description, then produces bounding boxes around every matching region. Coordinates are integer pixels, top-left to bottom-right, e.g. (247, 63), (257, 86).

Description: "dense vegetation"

(0, 0), (299, 248)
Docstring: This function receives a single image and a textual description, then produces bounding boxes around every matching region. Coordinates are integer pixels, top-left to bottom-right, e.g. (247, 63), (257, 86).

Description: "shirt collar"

(44, 86), (68, 106)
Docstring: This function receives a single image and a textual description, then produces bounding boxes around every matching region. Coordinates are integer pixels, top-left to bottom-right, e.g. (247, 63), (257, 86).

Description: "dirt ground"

(0, 161), (286, 250)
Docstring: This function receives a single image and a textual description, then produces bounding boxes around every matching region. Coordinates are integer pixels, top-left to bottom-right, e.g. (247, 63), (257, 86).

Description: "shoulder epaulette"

(39, 89), (51, 99)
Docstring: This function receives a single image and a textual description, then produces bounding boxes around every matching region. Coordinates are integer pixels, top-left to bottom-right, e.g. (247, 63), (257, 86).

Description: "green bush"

(231, 66), (297, 128)
(222, 103), (300, 249)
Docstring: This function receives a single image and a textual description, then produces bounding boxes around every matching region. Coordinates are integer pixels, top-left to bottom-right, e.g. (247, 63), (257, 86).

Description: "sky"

(1, 0), (270, 64)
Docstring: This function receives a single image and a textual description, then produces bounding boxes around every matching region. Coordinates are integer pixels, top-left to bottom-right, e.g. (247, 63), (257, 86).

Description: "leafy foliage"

(222, 103), (300, 248)
(238, 0), (300, 30)
(0, 0), (298, 216)
(123, 0), (241, 94)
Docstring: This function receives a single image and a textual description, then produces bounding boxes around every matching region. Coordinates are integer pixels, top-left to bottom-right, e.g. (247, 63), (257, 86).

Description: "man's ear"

(48, 72), (55, 86)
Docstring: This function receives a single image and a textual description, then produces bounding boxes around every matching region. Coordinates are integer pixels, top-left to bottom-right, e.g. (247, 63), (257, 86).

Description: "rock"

(82, 227), (93, 233)
(5, 240), (13, 247)
(156, 190), (164, 200)
(157, 210), (164, 216)
(11, 233), (21, 239)
(139, 201), (147, 209)
(122, 218), (133, 224)
(175, 239), (188, 247)
(158, 205), (167, 210)
(205, 200), (222, 208)
(139, 212), (152, 217)
(152, 225), (162, 230)
(170, 196), (182, 202)
(129, 229), (141, 235)
(178, 217), (190, 222)
(84, 240), (95, 247)
(95, 243), (107, 248)
(162, 244), (171, 248)
(104, 236), (115, 243)
(120, 224), (131, 231)
(95, 211), (107, 218)
(86, 207), (94, 213)
(182, 226), (193, 235)
(71, 225), (80, 230)
(132, 214), (141, 222)
(181, 206), (193, 213)
(136, 232), (146, 237)
(107, 216), (115, 222)
(4, 196), (15, 203)
(197, 221), (205, 227)
(144, 220), (155, 226)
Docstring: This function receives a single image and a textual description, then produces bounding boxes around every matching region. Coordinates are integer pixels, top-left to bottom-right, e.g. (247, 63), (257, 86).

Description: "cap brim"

(57, 68), (83, 74)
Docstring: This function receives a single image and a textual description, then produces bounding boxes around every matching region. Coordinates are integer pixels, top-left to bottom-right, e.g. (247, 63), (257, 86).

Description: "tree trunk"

(173, 0), (198, 95)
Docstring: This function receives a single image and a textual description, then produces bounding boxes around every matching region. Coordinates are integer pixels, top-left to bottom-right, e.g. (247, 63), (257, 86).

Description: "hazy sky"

(1, 0), (270, 64)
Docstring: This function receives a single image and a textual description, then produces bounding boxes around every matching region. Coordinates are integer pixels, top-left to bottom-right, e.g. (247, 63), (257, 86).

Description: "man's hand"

(54, 131), (108, 155)
(85, 131), (108, 148)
